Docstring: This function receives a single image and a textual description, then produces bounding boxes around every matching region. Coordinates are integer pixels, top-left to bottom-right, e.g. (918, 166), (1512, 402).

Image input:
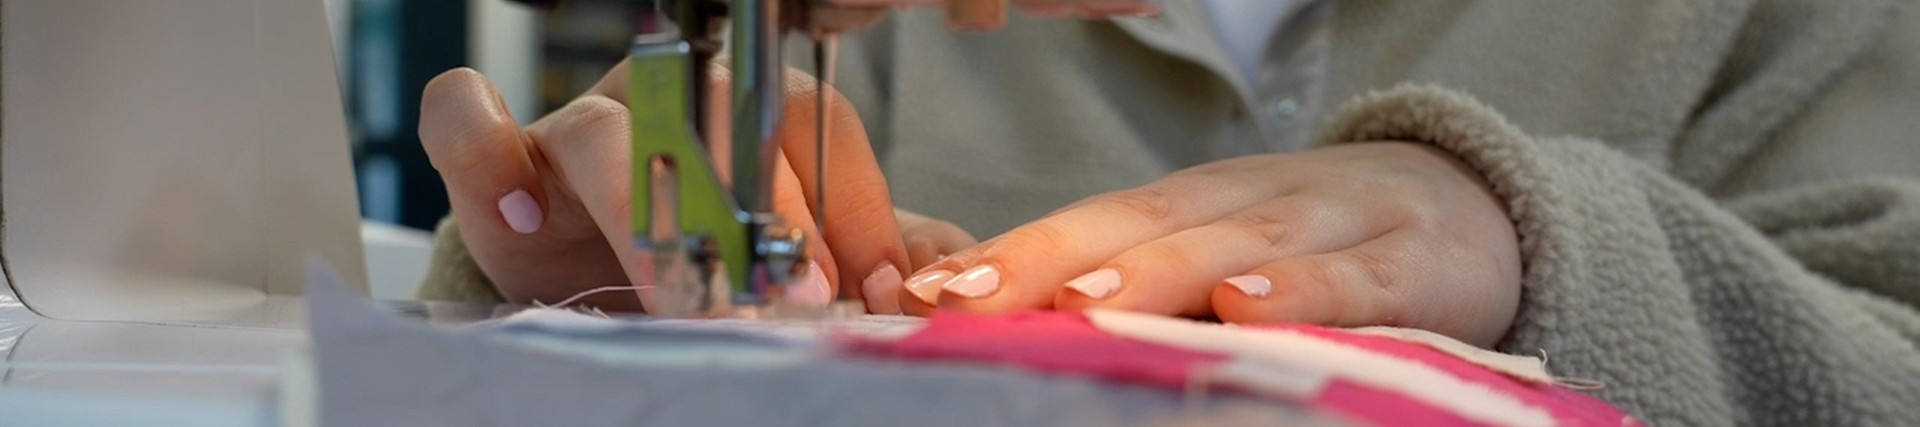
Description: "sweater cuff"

(415, 216), (509, 304)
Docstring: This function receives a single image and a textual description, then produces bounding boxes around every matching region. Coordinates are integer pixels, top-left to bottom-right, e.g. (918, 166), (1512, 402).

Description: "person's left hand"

(898, 142), (1523, 347)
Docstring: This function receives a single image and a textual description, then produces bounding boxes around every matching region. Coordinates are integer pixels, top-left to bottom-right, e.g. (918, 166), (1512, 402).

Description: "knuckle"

(1335, 250), (1399, 293)
(432, 125), (522, 175)
(837, 204), (905, 245)
(1095, 187), (1181, 223)
(995, 221), (1076, 257)
(556, 96), (630, 136)
(1312, 254), (1405, 326)
(591, 190), (635, 229)
(1219, 210), (1302, 252)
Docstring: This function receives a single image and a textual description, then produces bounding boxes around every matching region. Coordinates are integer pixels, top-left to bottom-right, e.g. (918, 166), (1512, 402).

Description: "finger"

(521, 94), (665, 313)
(769, 69), (912, 315)
(948, 0), (1007, 30)
(771, 149), (842, 307)
(907, 170), (1295, 313)
(1053, 196), (1394, 316)
(421, 69), (635, 306)
(894, 208), (980, 316)
(1072, 0), (1159, 17)
(895, 208), (978, 271)
(420, 68), (544, 237)
(1211, 231), (1425, 329)
(1010, 0), (1074, 17)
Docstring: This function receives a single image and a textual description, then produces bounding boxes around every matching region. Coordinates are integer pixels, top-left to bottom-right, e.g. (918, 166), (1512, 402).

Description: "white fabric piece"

(1086, 309), (1554, 427)
(1348, 326), (1554, 384)
(1202, 358), (1331, 401)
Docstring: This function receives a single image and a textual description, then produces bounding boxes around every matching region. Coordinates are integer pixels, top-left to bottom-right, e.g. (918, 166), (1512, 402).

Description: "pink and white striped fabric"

(845, 310), (1639, 427)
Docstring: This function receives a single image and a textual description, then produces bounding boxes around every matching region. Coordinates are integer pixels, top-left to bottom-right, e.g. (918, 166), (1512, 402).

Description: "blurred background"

(324, 0), (632, 297)
(327, 0), (628, 231)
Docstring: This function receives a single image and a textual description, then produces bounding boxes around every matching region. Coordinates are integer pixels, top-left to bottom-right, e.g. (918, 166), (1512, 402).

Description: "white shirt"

(1200, 0), (1306, 87)
(1197, 0), (1329, 152)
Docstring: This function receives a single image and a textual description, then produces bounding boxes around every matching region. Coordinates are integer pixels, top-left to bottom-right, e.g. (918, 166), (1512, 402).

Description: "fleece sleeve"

(413, 216), (507, 304)
(1318, 84), (1920, 426)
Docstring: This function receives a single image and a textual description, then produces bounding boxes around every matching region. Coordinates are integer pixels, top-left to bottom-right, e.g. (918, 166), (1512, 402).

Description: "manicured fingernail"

(943, 265), (1001, 299)
(904, 270), (955, 305)
(1064, 268), (1121, 300)
(497, 189), (543, 234)
(1224, 275), (1271, 298)
(862, 263), (903, 303)
(788, 261), (832, 307)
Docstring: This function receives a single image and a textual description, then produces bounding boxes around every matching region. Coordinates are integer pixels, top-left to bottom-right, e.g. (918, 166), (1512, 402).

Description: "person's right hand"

(420, 62), (915, 314)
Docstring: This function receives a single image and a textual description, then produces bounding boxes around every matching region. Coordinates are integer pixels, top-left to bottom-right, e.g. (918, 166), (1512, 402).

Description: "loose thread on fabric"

(536, 285), (657, 310)
(455, 285), (652, 330)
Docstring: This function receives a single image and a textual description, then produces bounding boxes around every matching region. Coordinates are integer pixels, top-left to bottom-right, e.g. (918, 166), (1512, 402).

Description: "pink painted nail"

(1224, 275), (1272, 298)
(943, 265), (1001, 299)
(904, 270), (955, 305)
(788, 261), (833, 307)
(862, 263), (903, 303)
(1064, 268), (1122, 300)
(497, 189), (543, 234)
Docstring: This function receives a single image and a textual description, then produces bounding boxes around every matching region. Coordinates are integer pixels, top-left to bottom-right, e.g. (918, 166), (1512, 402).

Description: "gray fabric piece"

(312, 266), (1338, 427)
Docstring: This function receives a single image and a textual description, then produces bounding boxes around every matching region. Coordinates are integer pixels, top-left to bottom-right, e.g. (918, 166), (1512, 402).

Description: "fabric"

(846, 310), (1228, 389)
(850, 309), (1638, 427)
(307, 267), (1343, 427)
(420, 1), (1920, 424)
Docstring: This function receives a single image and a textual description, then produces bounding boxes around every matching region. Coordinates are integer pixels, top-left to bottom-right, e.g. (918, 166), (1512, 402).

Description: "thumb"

(420, 68), (546, 238)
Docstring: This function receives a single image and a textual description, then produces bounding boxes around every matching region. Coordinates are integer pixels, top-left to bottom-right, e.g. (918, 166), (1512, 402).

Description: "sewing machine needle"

(813, 34), (839, 233)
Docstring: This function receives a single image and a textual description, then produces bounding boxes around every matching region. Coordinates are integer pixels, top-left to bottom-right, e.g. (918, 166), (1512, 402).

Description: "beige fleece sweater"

(422, 1), (1920, 424)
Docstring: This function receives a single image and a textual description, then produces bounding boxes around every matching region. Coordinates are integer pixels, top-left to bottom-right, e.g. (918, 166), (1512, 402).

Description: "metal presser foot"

(627, 0), (867, 320)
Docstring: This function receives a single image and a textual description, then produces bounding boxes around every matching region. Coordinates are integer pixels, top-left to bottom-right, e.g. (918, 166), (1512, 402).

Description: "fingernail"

(904, 270), (955, 305)
(788, 261), (832, 307)
(943, 265), (1001, 299)
(1064, 268), (1121, 300)
(1224, 275), (1272, 298)
(862, 263), (903, 303)
(497, 189), (543, 234)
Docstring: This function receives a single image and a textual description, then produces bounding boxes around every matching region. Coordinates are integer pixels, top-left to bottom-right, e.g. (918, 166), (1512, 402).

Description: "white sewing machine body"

(2, 0), (364, 424)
